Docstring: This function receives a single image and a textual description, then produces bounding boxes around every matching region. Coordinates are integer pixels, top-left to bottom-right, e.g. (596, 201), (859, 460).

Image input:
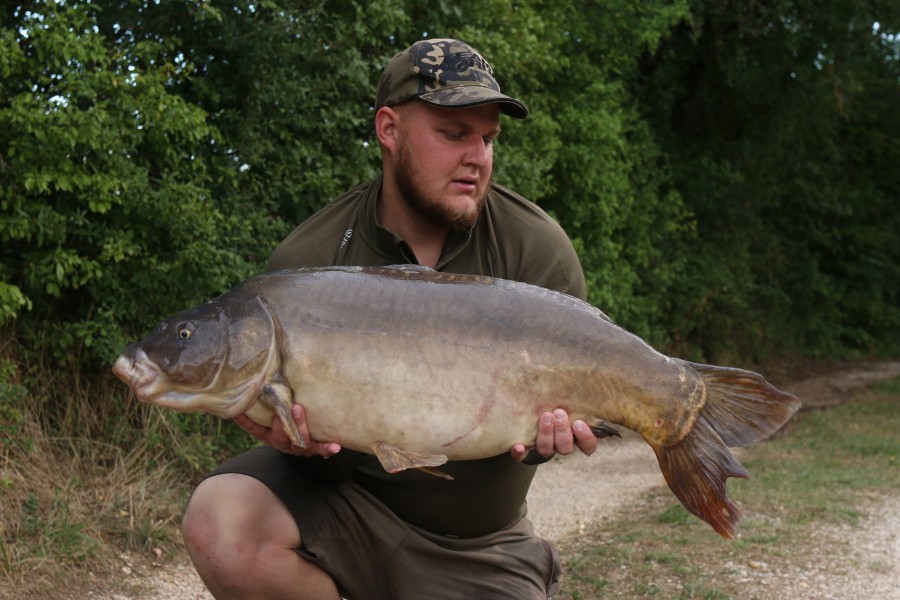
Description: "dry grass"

(4, 339), (896, 599)
(0, 346), (237, 600)
(559, 379), (900, 599)
(0, 417), (192, 598)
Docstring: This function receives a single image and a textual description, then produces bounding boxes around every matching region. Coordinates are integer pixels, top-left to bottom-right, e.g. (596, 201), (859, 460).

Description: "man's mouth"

(453, 177), (479, 191)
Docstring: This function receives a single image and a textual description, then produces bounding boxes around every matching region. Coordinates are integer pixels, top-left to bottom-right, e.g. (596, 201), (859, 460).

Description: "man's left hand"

(510, 408), (598, 462)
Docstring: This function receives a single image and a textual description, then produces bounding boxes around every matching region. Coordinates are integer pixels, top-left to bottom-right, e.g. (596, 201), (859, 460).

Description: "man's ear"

(375, 106), (400, 151)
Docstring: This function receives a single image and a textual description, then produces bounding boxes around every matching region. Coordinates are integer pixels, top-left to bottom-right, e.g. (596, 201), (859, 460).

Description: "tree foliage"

(2, 0), (898, 387)
(1, 1), (284, 371)
(637, 0), (900, 359)
(3, 4), (897, 581)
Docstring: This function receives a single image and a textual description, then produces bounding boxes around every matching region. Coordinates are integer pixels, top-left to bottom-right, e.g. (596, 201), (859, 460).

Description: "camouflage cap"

(375, 38), (528, 119)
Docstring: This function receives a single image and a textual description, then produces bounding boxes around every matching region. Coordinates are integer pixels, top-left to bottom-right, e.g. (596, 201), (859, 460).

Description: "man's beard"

(394, 142), (489, 232)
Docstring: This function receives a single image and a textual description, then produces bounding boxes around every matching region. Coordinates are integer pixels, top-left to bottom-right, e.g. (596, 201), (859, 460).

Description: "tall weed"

(0, 337), (252, 597)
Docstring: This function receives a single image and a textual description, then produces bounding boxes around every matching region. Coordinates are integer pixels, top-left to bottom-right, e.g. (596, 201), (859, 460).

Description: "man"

(182, 38), (598, 600)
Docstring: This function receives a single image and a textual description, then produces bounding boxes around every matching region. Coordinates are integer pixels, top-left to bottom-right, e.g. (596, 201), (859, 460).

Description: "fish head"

(112, 294), (278, 418)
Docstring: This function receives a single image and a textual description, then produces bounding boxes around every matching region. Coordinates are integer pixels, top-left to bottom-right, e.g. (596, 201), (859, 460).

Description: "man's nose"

(463, 137), (491, 166)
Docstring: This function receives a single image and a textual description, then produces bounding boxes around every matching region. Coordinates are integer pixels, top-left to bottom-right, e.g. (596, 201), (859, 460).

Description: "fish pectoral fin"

(370, 442), (451, 479)
(259, 382), (306, 450)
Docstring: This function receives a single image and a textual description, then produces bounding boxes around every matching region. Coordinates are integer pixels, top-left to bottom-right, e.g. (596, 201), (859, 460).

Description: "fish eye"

(176, 323), (194, 340)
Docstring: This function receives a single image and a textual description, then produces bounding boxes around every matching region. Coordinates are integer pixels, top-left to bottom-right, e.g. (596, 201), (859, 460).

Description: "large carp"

(112, 265), (799, 539)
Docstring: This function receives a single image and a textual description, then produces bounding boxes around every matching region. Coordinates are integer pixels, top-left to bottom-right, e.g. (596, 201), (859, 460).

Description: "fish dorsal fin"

(370, 441), (451, 479)
(390, 263), (434, 272)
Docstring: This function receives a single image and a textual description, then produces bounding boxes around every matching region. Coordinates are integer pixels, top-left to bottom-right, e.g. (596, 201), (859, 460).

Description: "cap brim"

(418, 86), (529, 119)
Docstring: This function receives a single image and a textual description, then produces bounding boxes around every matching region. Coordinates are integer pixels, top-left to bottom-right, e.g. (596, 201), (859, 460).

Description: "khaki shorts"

(207, 447), (561, 600)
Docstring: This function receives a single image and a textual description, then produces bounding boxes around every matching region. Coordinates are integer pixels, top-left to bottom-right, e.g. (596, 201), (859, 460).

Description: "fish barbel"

(112, 265), (799, 538)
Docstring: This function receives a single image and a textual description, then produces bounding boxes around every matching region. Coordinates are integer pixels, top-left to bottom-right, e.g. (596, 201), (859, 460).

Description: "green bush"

(1, 1), (897, 444)
(0, 2), (285, 372)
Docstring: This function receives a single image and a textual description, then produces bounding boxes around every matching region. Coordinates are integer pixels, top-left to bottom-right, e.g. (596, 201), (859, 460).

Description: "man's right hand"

(234, 403), (342, 458)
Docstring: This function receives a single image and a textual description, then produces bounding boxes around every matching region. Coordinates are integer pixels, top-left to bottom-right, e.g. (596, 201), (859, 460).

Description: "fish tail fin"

(652, 416), (749, 539)
(687, 362), (800, 447)
(653, 362), (800, 539)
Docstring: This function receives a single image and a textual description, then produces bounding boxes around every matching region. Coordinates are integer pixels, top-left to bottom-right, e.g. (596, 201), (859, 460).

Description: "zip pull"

(334, 227), (354, 264)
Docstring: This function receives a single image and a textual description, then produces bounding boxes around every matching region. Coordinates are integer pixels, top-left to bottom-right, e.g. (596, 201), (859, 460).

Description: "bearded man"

(182, 38), (597, 600)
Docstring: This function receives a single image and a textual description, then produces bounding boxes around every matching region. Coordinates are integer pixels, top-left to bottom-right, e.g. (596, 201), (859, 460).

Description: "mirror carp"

(112, 265), (799, 539)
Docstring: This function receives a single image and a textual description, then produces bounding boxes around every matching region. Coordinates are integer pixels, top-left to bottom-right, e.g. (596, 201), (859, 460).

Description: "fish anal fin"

(258, 382), (306, 450)
(652, 415), (750, 540)
(370, 441), (449, 477)
(587, 417), (621, 439)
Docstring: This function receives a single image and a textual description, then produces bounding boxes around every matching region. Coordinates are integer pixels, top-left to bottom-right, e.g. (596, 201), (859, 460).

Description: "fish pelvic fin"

(653, 362), (800, 539)
(688, 361), (801, 447)
(414, 466), (454, 480)
(652, 416), (750, 540)
(370, 441), (451, 479)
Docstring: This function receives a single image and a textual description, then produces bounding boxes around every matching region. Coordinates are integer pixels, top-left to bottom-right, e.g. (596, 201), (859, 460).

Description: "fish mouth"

(111, 349), (264, 417)
(112, 350), (161, 401)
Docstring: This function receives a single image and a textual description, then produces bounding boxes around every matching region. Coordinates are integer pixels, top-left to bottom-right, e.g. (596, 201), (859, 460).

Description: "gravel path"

(90, 362), (900, 599)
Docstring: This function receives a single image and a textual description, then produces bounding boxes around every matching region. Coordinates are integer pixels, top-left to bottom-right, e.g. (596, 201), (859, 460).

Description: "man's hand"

(510, 408), (598, 462)
(234, 403), (341, 458)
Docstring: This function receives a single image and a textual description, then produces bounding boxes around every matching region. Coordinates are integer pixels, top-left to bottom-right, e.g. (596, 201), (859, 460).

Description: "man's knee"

(182, 474), (341, 599)
(183, 473), (299, 560)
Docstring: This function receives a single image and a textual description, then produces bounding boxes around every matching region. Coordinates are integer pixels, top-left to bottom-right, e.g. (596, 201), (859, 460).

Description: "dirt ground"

(84, 361), (900, 600)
